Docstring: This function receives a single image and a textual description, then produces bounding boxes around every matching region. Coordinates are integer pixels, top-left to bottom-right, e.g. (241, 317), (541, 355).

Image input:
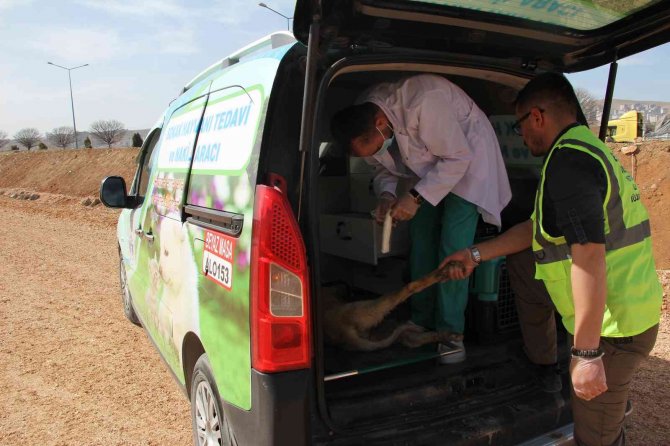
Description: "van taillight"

(250, 184), (311, 373)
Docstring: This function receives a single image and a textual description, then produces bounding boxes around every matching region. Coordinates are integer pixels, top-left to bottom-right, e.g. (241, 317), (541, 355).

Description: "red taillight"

(250, 184), (311, 373)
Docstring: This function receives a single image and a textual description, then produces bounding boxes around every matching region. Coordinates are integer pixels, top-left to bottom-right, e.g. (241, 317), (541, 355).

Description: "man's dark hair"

(331, 102), (379, 150)
(516, 72), (588, 126)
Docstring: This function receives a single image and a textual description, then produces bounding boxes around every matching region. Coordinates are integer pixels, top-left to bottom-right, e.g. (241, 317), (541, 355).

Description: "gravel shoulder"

(0, 195), (191, 446)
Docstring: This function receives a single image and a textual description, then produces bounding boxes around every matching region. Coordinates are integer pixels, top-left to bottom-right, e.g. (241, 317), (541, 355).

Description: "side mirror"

(100, 176), (132, 208)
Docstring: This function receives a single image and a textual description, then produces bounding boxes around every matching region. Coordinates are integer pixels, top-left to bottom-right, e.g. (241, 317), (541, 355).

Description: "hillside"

(0, 143), (667, 268)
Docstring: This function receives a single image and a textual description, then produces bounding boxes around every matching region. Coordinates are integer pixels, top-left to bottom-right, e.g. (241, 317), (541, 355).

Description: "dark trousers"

(506, 248), (558, 365)
(569, 324), (658, 446)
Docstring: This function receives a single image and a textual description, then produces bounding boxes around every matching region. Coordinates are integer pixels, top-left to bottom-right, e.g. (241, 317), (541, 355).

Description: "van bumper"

(223, 368), (311, 446)
(517, 423), (574, 446)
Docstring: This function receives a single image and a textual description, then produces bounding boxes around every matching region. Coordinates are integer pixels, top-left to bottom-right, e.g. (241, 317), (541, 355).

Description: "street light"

(47, 61), (89, 150)
(258, 2), (292, 31)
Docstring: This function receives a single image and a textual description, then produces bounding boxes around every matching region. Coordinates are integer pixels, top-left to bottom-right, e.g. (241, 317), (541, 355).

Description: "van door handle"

(135, 228), (143, 236)
(144, 231), (154, 243)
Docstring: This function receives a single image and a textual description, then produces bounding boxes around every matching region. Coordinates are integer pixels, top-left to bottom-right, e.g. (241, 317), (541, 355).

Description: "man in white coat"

(331, 74), (511, 362)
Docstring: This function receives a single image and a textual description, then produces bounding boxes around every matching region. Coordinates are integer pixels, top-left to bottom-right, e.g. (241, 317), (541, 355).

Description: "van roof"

(182, 31), (297, 94)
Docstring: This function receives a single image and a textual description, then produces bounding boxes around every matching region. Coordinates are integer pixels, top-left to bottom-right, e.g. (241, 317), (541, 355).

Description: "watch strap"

(409, 188), (424, 204)
(571, 347), (604, 358)
(468, 246), (482, 265)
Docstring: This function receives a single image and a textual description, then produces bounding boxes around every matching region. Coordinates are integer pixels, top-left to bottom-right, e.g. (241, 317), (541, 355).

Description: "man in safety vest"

(440, 72), (662, 446)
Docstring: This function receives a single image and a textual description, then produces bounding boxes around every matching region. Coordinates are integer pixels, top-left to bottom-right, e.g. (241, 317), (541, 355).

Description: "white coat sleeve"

(412, 92), (472, 205)
(364, 156), (398, 197)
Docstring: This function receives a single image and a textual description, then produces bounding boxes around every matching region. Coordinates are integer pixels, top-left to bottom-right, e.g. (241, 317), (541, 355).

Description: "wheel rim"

(195, 380), (222, 446)
(119, 262), (132, 315)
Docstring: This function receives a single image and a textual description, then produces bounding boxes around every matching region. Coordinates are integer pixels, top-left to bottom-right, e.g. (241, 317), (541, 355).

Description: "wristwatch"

(570, 347), (604, 358)
(408, 188), (424, 204)
(468, 246), (482, 265)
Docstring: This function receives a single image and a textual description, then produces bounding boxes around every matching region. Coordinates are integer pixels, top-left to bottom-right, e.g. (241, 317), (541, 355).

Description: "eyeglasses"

(512, 108), (544, 136)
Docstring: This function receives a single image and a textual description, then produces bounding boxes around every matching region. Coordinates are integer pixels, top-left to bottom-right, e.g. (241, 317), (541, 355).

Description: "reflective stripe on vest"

(533, 138), (650, 264)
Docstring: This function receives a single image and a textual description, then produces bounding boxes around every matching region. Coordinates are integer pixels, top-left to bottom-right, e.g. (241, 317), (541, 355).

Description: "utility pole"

(47, 62), (89, 149)
(258, 2), (292, 31)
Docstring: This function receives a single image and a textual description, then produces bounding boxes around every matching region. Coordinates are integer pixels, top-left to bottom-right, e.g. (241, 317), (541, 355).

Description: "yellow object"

(607, 111), (643, 143)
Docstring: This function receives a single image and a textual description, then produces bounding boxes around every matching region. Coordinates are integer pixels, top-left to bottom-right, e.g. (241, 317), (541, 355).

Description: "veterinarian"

(440, 72), (662, 446)
(331, 74), (511, 363)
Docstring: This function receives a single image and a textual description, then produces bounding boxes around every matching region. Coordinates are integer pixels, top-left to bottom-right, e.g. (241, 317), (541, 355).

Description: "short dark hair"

(331, 102), (379, 151)
(516, 72), (588, 125)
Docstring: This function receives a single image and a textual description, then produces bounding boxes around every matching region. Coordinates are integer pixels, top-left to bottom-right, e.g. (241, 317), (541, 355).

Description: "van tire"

(191, 354), (233, 446)
(119, 256), (141, 326)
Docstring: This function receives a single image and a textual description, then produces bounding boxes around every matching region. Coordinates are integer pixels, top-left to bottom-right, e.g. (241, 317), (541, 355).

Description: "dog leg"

(347, 262), (460, 332)
(343, 323), (416, 351)
(399, 328), (464, 348)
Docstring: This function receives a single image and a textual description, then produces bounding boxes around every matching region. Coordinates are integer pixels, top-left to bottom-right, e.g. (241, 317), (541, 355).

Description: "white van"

(100, 1), (670, 444)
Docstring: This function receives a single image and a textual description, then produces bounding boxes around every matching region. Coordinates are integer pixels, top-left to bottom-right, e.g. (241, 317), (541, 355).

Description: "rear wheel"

(119, 255), (141, 326)
(191, 354), (232, 446)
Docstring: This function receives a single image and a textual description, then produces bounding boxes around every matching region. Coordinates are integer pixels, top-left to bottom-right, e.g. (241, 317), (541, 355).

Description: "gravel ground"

(0, 192), (668, 445)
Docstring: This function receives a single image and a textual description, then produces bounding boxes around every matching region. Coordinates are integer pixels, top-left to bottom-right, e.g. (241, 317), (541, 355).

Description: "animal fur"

(322, 263), (464, 351)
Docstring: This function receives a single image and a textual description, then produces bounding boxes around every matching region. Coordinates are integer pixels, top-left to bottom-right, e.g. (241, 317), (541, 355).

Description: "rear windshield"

(405, 0), (662, 31)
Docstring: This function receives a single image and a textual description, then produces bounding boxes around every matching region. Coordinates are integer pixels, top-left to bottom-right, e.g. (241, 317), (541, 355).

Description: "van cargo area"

(297, 65), (573, 443)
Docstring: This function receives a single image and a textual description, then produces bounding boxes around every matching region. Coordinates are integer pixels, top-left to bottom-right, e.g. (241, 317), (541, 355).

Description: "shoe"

(438, 340), (466, 364)
(535, 363), (562, 393)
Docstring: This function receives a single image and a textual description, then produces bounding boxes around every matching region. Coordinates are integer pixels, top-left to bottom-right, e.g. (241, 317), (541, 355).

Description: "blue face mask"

(375, 124), (394, 156)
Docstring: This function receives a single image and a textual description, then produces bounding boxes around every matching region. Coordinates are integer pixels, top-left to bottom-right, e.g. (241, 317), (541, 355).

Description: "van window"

(151, 96), (207, 220)
(186, 85), (263, 213)
(400, 0), (658, 30)
(131, 129), (161, 198)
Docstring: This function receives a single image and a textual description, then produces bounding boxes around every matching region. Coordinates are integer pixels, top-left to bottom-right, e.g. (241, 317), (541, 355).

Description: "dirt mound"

(0, 148), (139, 198)
(0, 142), (667, 268)
(611, 141), (670, 268)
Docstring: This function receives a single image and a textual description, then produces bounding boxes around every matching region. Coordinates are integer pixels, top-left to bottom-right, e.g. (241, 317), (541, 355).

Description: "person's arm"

(571, 242), (606, 350)
(545, 148), (609, 401)
(364, 156), (398, 198)
(439, 219), (533, 279)
(569, 242), (608, 401)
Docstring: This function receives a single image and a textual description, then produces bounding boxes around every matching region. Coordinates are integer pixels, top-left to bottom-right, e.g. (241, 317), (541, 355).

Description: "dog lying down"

(322, 262), (464, 351)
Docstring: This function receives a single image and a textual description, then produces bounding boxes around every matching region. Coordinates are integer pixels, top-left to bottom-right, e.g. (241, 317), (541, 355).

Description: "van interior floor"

(321, 334), (571, 433)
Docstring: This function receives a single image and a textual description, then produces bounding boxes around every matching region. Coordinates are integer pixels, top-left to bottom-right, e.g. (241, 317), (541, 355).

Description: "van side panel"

(185, 49), (292, 411)
(127, 95), (209, 378)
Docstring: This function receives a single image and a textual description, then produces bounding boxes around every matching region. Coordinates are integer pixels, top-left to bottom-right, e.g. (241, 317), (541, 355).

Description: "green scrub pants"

(409, 193), (478, 334)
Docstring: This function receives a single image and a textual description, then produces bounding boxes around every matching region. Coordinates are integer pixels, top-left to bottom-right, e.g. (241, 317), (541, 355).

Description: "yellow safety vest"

(531, 125), (662, 337)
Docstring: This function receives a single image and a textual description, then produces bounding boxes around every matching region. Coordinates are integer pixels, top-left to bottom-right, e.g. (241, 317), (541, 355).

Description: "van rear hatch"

(294, 0), (670, 71)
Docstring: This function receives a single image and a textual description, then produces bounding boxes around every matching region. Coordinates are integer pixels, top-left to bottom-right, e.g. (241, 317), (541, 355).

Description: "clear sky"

(1, 0), (669, 136)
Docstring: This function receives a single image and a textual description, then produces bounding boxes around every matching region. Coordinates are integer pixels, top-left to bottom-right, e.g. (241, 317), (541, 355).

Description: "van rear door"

(293, 0), (670, 72)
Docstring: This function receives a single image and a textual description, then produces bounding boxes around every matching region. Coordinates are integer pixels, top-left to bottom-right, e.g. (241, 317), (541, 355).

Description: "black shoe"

(535, 363), (562, 393)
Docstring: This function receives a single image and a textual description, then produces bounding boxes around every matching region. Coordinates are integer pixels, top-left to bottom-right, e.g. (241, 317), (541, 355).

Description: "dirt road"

(0, 194), (191, 446)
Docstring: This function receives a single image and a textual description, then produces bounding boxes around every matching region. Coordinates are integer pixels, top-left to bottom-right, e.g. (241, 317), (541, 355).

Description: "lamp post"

(258, 2), (292, 31)
(47, 62), (89, 149)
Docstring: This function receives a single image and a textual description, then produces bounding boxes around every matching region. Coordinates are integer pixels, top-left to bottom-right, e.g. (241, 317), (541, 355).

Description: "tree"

(14, 128), (41, 150)
(575, 88), (600, 127)
(132, 132), (144, 147)
(38, 142), (48, 150)
(47, 126), (75, 149)
(84, 136), (92, 148)
(0, 131), (8, 149)
(89, 120), (126, 148)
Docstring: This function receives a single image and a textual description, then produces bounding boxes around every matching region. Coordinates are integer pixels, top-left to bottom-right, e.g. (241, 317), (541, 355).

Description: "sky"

(1, 0), (669, 136)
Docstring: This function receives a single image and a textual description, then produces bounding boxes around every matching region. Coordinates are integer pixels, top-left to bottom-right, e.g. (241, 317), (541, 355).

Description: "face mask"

(375, 124), (394, 156)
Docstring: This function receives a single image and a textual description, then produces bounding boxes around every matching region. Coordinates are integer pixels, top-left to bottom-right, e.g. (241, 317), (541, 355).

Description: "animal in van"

(322, 263), (463, 351)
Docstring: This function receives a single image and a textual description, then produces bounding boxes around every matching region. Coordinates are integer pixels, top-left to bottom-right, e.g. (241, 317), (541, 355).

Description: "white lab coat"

(361, 74), (511, 228)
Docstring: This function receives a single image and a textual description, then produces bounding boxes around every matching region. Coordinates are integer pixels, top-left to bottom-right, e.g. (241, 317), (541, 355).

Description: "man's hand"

(438, 248), (477, 281)
(373, 192), (397, 224)
(570, 355), (608, 401)
(390, 193), (420, 221)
